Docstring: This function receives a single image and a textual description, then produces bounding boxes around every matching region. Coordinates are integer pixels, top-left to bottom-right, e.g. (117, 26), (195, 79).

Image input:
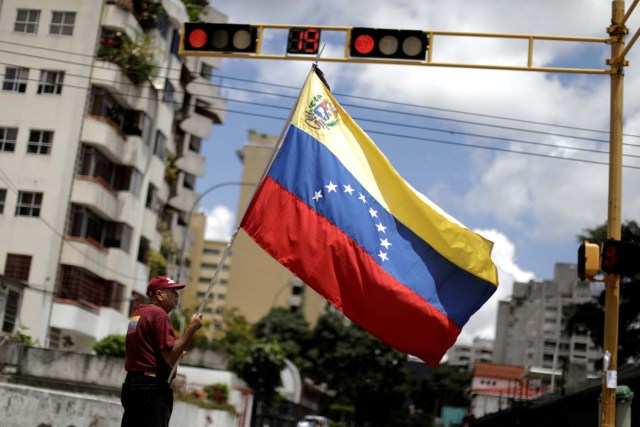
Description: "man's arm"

(161, 313), (203, 366)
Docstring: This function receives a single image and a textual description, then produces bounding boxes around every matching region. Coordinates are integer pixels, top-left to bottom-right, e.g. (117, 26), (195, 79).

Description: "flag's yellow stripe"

(291, 72), (498, 286)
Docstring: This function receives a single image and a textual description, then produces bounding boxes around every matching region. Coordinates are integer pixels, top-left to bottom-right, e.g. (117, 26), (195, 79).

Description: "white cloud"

(455, 229), (535, 344)
(204, 205), (235, 241)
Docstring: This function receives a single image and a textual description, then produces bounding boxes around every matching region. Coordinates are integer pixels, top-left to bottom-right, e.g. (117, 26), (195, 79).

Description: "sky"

(195, 0), (640, 344)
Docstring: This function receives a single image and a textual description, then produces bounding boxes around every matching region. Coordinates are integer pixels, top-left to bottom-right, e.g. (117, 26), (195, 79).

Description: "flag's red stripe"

(241, 177), (461, 367)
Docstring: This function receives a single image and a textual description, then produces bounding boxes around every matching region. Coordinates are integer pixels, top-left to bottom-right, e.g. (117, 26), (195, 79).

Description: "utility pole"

(601, 1), (627, 426)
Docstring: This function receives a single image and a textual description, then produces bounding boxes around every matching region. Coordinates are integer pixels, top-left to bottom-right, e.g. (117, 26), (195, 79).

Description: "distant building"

(493, 263), (600, 379)
(182, 212), (230, 338)
(469, 363), (549, 419)
(447, 337), (494, 366)
(225, 131), (328, 326)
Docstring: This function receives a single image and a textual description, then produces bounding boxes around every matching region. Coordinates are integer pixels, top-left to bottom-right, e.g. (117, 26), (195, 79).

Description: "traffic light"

(601, 239), (640, 276)
(349, 27), (428, 61)
(182, 23), (258, 54)
(578, 241), (600, 280)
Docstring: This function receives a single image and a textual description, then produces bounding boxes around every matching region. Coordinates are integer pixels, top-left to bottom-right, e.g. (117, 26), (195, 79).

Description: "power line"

(1, 67), (640, 169)
(3, 39), (640, 142)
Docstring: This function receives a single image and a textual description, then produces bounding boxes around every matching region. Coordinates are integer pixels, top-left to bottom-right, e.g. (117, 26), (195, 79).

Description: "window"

(15, 191), (43, 217)
(3, 67), (29, 93)
(68, 205), (105, 245)
(49, 11), (75, 35)
(0, 189), (6, 213)
(105, 222), (133, 253)
(189, 135), (202, 153)
(14, 9), (40, 33)
(200, 63), (213, 80)
(27, 130), (53, 155)
(170, 29), (180, 57)
(2, 290), (21, 333)
(145, 184), (160, 212)
(163, 79), (174, 105)
(0, 127), (18, 152)
(203, 247), (220, 255)
(38, 70), (65, 94)
(57, 265), (124, 310)
(4, 253), (32, 282)
(154, 130), (166, 160)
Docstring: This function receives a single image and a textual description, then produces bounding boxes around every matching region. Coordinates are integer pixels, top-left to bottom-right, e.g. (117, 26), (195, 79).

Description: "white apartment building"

(493, 263), (601, 378)
(447, 336), (494, 366)
(0, 0), (226, 351)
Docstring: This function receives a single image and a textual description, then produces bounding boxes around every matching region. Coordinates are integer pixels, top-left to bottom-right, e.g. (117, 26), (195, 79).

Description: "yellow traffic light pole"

(601, 1), (626, 426)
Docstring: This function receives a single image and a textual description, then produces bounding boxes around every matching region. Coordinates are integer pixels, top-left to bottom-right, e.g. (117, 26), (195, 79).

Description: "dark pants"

(121, 373), (173, 427)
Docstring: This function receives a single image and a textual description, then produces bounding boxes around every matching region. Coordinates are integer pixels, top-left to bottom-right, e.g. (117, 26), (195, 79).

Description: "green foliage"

(146, 247), (167, 277)
(218, 307), (257, 357)
(228, 340), (286, 404)
(93, 334), (126, 357)
(255, 307), (312, 372)
(12, 322), (34, 346)
(158, 221), (178, 259)
(182, 0), (209, 21)
(133, 0), (164, 30)
(203, 382), (230, 404)
(98, 31), (158, 85)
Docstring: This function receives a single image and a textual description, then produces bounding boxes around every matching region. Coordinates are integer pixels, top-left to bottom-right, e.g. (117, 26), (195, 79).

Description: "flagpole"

(168, 65), (320, 383)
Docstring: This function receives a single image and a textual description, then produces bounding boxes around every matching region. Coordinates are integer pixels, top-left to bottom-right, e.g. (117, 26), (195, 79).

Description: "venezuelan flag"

(241, 67), (498, 367)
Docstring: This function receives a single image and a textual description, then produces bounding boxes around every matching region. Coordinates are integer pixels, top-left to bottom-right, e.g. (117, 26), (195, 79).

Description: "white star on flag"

(358, 193), (367, 204)
(325, 181), (337, 192)
(380, 238), (392, 249)
(376, 222), (387, 233)
(343, 184), (355, 195)
(368, 207), (378, 218)
(312, 190), (323, 202)
(378, 250), (389, 261)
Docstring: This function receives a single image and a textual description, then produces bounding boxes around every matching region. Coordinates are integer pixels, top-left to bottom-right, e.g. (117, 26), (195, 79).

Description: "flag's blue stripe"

(267, 125), (496, 327)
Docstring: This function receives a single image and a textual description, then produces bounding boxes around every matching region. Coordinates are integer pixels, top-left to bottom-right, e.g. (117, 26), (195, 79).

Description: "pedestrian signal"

(601, 239), (640, 276)
(578, 241), (600, 280)
(349, 27), (428, 60)
(181, 23), (258, 54)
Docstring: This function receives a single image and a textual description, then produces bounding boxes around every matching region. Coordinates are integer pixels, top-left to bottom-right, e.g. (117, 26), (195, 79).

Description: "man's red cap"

(147, 276), (186, 297)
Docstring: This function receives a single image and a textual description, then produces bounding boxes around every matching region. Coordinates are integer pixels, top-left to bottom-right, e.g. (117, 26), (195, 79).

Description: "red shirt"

(124, 303), (176, 377)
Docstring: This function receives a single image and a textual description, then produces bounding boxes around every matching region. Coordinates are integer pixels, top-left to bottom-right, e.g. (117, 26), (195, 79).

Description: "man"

(121, 276), (204, 427)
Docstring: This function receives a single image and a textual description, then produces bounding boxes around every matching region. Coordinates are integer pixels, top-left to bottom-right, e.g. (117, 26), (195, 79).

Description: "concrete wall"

(0, 343), (240, 427)
(0, 383), (122, 427)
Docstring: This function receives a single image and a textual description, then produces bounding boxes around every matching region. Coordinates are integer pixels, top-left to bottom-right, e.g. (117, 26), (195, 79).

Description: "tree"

(307, 310), (411, 426)
(566, 220), (640, 368)
(255, 307), (312, 373)
(93, 334), (126, 357)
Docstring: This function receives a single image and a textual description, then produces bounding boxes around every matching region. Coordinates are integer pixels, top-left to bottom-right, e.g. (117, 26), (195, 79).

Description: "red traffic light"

(349, 27), (428, 60)
(601, 239), (640, 276)
(182, 23), (258, 54)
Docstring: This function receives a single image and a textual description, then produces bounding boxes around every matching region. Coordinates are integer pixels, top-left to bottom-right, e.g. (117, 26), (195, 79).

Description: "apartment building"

(493, 263), (601, 378)
(447, 336), (494, 366)
(0, 0), (226, 351)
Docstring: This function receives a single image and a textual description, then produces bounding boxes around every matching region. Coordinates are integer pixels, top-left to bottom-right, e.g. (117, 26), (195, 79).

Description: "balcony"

(180, 112), (212, 140)
(101, 3), (143, 42)
(169, 186), (198, 213)
(50, 300), (100, 337)
(71, 176), (118, 221)
(81, 116), (127, 162)
(186, 76), (226, 123)
(176, 149), (206, 177)
(61, 239), (109, 276)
